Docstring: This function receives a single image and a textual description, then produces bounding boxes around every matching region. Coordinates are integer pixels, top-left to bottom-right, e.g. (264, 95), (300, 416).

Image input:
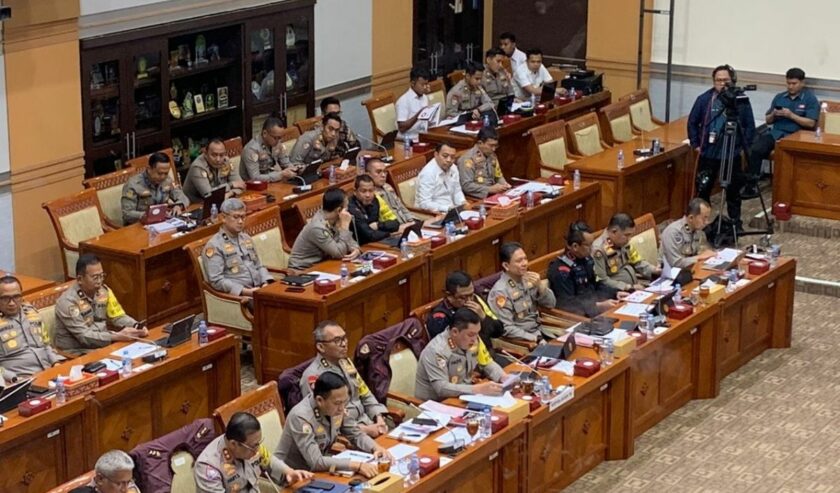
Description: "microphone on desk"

(498, 349), (546, 379)
(408, 402), (465, 454)
(355, 133), (393, 163)
(120, 333), (168, 363)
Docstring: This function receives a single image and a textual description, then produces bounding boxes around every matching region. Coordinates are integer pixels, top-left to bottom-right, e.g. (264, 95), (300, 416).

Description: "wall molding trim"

(315, 76), (371, 101)
(10, 154), (85, 192)
(649, 62), (840, 94)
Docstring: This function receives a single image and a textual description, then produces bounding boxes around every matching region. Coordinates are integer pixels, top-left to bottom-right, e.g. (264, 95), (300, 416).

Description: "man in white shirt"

(513, 48), (557, 100)
(499, 32), (527, 74)
(415, 142), (466, 212)
(396, 67), (432, 143)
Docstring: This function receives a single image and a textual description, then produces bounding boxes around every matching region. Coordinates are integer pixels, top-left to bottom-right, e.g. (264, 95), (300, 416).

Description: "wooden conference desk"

(0, 326), (239, 493)
(774, 130), (840, 220)
(80, 221), (222, 325)
(253, 253), (429, 383)
(566, 139), (692, 224)
(0, 271), (56, 295)
(420, 91), (612, 180)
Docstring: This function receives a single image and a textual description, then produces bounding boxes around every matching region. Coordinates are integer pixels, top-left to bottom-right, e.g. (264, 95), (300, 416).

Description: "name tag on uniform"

(708, 132), (716, 144)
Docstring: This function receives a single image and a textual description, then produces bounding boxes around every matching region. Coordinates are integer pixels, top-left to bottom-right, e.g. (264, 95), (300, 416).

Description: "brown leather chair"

(128, 148), (180, 187)
(291, 182), (354, 228)
(23, 281), (75, 356)
(42, 189), (112, 280)
(428, 79), (446, 116)
(566, 112), (611, 156)
(183, 236), (253, 338)
(45, 471), (97, 493)
(620, 88), (665, 132)
(384, 154), (435, 215)
(82, 166), (144, 228)
(278, 126), (302, 156)
(361, 92), (398, 141)
(628, 212), (660, 267)
(295, 115), (322, 135)
(447, 70), (465, 86)
(528, 119), (581, 178)
(598, 100), (640, 145)
(819, 100), (840, 134)
(223, 136), (244, 178)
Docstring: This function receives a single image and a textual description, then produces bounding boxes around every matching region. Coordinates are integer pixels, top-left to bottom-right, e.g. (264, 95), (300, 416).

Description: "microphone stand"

(356, 133), (393, 162)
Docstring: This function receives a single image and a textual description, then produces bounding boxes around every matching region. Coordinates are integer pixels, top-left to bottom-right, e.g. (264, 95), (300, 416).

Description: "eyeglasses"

(87, 273), (107, 281)
(237, 438), (264, 453)
(317, 335), (348, 345)
(0, 295), (23, 304)
(102, 476), (133, 488)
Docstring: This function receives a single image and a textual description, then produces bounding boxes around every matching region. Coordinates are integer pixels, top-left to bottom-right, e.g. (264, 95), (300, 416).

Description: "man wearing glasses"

(276, 372), (393, 479)
(300, 320), (389, 438)
(240, 116), (296, 182)
(203, 198), (274, 309)
(70, 450), (139, 493)
(54, 254), (147, 356)
(0, 275), (61, 382)
(195, 412), (312, 492)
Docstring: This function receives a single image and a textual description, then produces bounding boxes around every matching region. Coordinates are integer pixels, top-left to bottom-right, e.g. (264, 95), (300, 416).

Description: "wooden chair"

(500, 57), (512, 74)
(447, 69), (465, 86)
(291, 183), (354, 228)
(547, 67), (568, 84)
(565, 112), (611, 157)
(24, 281), (76, 360)
(620, 88), (665, 132)
(384, 338), (424, 419)
(42, 189), (111, 280)
(45, 472), (97, 493)
(82, 166), (143, 228)
(598, 100), (640, 145)
(183, 236), (253, 337)
(128, 148), (180, 187)
(243, 205), (291, 276)
(278, 126), (302, 156)
(385, 154), (434, 215)
(361, 92), (398, 141)
(428, 79), (446, 116)
(295, 115), (321, 135)
(213, 381), (286, 452)
(528, 119), (581, 178)
(819, 100), (840, 135)
(628, 212), (660, 267)
(528, 249), (589, 325)
(224, 136), (244, 178)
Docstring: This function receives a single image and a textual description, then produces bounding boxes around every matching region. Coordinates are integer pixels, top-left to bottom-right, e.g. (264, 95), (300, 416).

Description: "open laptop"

(380, 130), (398, 150)
(379, 219), (423, 247)
(140, 204), (168, 225)
(291, 159), (324, 185)
(540, 81), (558, 104)
(428, 206), (465, 229)
(454, 109), (499, 128)
(155, 314), (196, 348)
(0, 378), (33, 413)
(340, 146), (362, 163)
(497, 95), (515, 116)
(189, 186), (226, 222)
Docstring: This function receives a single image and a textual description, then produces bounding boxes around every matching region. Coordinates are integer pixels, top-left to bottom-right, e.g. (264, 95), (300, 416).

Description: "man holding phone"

(288, 188), (361, 270)
(744, 67), (819, 198)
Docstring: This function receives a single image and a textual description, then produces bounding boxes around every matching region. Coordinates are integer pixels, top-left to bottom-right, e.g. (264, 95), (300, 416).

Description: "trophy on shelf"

(260, 28), (273, 50)
(195, 35), (208, 65)
(91, 64), (105, 89)
(169, 83), (181, 118)
(169, 50), (180, 69)
(178, 44), (192, 69)
(285, 25), (296, 48)
(105, 64), (117, 85)
(183, 91), (195, 118)
(207, 44), (221, 62)
(194, 94), (206, 114)
(136, 57), (149, 79)
(217, 86), (229, 109)
(206, 93), (216, 111)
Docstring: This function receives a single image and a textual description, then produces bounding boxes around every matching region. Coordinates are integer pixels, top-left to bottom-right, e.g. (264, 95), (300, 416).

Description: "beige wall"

(4, 0), (84, 280)
(371, 0), (413, 97)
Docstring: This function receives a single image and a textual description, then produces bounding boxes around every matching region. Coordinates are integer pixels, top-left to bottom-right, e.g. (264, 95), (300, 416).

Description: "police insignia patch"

(436, 355), (447, 369)
(674, 234), (683, 245)
(301, 423), (312, 434)
(205, 465), (221, 481)
(495, 295), (506, 308)
(70, 306), (80, 317)
(205, 247), (215, 258)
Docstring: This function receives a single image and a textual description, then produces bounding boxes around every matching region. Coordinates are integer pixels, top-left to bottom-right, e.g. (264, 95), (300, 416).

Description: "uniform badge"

(205, 247), (215, 258)
(432, 312), (446, 319)
(674, 234), (683, 245)
(223, 244), (236, 254)
(126, 189), (135, 198)
(436, 355), (447, 369)
(450, 376), (459, 384)
(252, 151), (262, 161)
(204, 465), (221, 481)
(495, 295), (507, 308)
(222, 462), (236, 477)
(558, 265), (570, 273)
(464, 159), (474, 169)
(231, 265), (239, 274)
(6, 339), (18, 349)
(359, 343), (370, 355)
(476, 177), (485, 184)
(70, 306), (80, 317)
(307, 375), (317, 389)
(201, 170), (208, 178)
(316, 425), (325, 434)
(594, 250), (603, 259)
(301, 423), (312, 434)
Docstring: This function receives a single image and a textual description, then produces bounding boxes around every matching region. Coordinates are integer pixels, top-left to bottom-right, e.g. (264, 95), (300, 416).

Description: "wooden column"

(587, 0), (653, 98)
(3, 0), (84, 280)
(371, 0), (413, 96)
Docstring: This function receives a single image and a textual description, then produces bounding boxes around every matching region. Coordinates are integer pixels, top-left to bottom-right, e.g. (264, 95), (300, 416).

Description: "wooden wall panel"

(371, 0), (413, 96)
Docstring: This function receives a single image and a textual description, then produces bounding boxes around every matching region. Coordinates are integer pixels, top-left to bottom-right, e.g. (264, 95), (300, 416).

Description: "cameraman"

(687, 65), (756, 234)
(743, 67), (818, 197)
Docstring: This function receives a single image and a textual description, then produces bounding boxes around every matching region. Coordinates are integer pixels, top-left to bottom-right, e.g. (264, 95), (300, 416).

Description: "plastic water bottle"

(340, 263), (349, 287)
(445, 221), (456, 242)
(481, 406), (493, 440)
(403, 138), (413, 158)
(526, 190), (535, 208)
(356, 153), (365, 175)
(617, 149), (625, 170)
(770, 244), (781, 267)
(570, 87), (577, 101)
(399, 239), (409, 260)
(198, 320), (208, 346)
(209, 204), (218, 223)
(573, 169), (581, 191)
(601, 339), (614, 366)
(530, 93), (536, 109)
(328, 164), (336, 184)
(639, 313), (654, 339)
(120, 350), (133, 377)
(815, 125), (822, 140)
(483, 114), (491, 128)
(478, 203), (487, 220)
(539, 376), (552, 401)
(408, 454), (420, 485)
(673, 284), (682, 303)
(55, 376), (67, 405)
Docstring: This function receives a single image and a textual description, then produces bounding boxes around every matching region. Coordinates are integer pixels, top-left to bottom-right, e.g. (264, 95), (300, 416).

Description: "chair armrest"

(239, 299), (254, 323)
(103, 217), (121, 231)
(386, 390), (424, 408)
(652, 116), (667, 126)
(407, 206), (439, 217)
(384, 407), (406, 425)
(540, 307), (587, 325)
(600, 140), (613, 149)
(494, 336), (539, 353)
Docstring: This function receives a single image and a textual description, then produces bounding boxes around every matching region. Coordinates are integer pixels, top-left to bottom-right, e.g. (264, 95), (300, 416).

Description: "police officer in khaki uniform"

(444, 62), (494, 119)
(660, 198), (715, 269)
(288, 188), (360, 270)
(592, 213), (661, 292)
(203, 198), (273, 299)
(488, 242), (557, 342)
(195, 412), (311, 493)
(0, 276), (60, 381)
(320, 97), (359, 159)
(457, 127), (511, 199)
(240, 116), (296, 183)
(289, 113), (341, 168)
(300, 320), (388, 438)
(275, 373), (392, 479)
(121, 151), (189, 225)
(482, 48), (515, 103)
(54, 254), (147, 356)
(183, 138), (246, 204)
(415, 308), (508, 401)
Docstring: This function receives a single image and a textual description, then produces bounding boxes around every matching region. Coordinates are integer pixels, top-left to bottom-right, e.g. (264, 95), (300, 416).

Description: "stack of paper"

(459, 391), (517, 408)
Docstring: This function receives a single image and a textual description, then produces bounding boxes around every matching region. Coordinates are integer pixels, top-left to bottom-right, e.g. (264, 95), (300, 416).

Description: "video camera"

(718, 83), (757, 114)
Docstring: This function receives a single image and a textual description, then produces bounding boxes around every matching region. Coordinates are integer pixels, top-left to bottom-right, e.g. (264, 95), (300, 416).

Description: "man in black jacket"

(347, 174), (410, 245)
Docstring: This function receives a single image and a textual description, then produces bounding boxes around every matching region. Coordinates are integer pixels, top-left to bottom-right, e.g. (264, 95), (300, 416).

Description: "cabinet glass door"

(284, 17), (310, 98)
(88, 58), (122, 146)
(131, 48), (163, 136)
(249, 26), (277, 104)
